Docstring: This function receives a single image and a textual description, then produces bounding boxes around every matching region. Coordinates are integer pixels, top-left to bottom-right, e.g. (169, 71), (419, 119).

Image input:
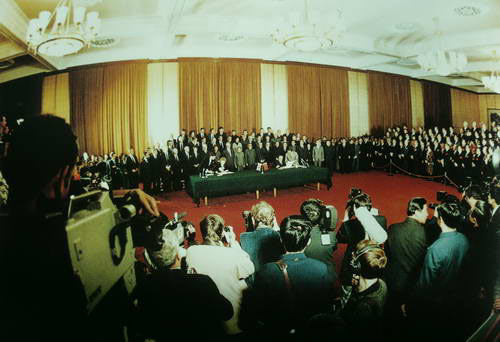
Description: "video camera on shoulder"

(65, 190), (138, 315)
(300, 199), (338, 235)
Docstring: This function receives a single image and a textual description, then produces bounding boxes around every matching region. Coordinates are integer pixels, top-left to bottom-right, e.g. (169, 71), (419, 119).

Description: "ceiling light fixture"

(26, 0), (101, 57)
(271, 0), (344, 52)
(416, 17), (467, 76)
(482, 51), (500, 93)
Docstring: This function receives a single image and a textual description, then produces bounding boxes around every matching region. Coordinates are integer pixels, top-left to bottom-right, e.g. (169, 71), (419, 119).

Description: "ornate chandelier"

(26, 0), (101, 57)
(271, 0), (344, 52)
(417, 18), (467, 76)
(482, 53), (500, 93)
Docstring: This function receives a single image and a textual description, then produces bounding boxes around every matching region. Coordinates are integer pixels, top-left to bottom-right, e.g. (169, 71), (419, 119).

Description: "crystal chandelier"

(482, 52), (500, 93)
(271, 0), (344, 52)
(26, 0), (101, 57)
(417, 18), (467, 76)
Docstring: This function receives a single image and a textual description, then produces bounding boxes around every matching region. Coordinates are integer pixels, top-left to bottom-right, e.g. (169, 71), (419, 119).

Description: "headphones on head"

(350, 244), (382, 275)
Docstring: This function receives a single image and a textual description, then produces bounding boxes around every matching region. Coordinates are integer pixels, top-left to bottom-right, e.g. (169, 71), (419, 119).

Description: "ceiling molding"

(0, 40), (25, 62)
(0, 24), (55, 71)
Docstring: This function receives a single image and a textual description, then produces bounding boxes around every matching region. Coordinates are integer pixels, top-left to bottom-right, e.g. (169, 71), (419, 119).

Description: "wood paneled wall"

(451, 89), (480, 128)
(479, 94), (500, 125)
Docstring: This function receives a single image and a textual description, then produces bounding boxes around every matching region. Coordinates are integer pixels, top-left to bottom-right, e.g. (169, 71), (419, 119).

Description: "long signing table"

(188, 167), (332, 205)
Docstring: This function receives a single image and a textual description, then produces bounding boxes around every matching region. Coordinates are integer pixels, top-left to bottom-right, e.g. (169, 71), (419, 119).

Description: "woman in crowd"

(186, 214), (254, 335)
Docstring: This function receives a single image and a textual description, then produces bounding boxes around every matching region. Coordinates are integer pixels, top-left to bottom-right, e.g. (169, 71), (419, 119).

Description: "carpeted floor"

(155, 170), (460, 276)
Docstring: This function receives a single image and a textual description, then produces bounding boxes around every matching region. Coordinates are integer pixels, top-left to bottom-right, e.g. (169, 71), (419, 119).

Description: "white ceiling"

(1, 0), (500, 92)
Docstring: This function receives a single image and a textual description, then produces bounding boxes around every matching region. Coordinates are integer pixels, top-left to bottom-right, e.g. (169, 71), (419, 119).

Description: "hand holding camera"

(223, 226), (236, 245)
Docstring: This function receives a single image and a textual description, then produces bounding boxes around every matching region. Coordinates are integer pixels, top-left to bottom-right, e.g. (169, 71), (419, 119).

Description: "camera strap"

(275, 260), (295, 311)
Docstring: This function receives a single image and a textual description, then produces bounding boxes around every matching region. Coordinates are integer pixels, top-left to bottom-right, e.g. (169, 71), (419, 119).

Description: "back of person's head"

(469, 200), (491, 229)
(352, 240), (387, 279)
(4, 114), (78, 203)
(490, 185), (500, 205)
(464, 185), (484, 201)
(251, 201), (275, 227)
(436, 202), (461, 229)
(199, 214), (224, 246)
(148, 229), (179, 270)
(353, 193), (372, 211)
(300, 199), (324, 224)
(407, 197), (427, 216)
(279, 215), (312, 252)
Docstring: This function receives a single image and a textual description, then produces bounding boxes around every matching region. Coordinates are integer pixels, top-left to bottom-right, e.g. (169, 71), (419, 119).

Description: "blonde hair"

(355, 240), (387, 279)
(251, 201), (275, 227)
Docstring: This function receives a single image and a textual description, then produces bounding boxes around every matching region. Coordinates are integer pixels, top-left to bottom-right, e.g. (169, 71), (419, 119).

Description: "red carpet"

(155, 170), (460, 276)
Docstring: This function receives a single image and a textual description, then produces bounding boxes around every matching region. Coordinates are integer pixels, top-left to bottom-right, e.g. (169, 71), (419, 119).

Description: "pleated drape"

(368, 72), (411, 136)
(422, 81), (452, 129)
(288, 64), (349, 139)
(70, 63), (148, 155)
(41, 73), (70, 122)
(179, 60), (261, 133)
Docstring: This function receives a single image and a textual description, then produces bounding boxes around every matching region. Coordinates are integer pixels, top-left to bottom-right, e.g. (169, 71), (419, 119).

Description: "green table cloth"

(188, 167), (332, 204)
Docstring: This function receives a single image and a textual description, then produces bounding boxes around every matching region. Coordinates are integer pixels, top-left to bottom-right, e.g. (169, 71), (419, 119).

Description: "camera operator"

(240, 201), (285, 273)
(0, 115), (159, 342)
(300, 199), (338, 278)
(337, 190), (387, 287)
(186, 214), (255, 335)
(136, 229), (233, 340)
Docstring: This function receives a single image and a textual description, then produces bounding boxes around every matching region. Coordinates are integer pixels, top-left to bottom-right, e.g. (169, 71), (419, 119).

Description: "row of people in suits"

(78, 121), (498, 193)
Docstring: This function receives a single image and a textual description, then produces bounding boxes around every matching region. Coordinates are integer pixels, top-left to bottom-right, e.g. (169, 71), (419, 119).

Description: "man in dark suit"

(137, 230), (233, 339)
(126, 148), (140, 188)
(168, 148), (182, 191)
(489, 185), (500, 230)
(384, 198), (429, 312)
(215, 126), (227, 143)
(197, 127), (206, 142)
(242, 215), (334, 335)
(140, 151), (152, 195)
(180, 145), (192, 186)
(337, 192), (387, 286)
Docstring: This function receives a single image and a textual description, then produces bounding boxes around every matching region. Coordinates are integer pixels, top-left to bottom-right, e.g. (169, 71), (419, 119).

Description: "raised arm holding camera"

(337, 189), (387, 287)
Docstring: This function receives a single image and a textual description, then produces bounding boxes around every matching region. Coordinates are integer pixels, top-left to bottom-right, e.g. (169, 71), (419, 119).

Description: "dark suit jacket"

(384, 217), (428, 297)
(240, 227), (284, 272)
(246, 253), (334, 334)
(222, 149), (235, 170)
(337, 215), (387, 285)
(137, 269), (233, 339)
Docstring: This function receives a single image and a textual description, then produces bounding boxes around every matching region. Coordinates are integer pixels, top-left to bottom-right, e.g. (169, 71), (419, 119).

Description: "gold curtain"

(70, 63), (148, 155)
(41, 73), (70, 122)
(288, 64), (349, 139)
(179, 60), (261, 133)
(218, 61), (261, 132)
(368, 72), (411, 135)
(319, 67), (350, 138)
(179, 61), (218, 132)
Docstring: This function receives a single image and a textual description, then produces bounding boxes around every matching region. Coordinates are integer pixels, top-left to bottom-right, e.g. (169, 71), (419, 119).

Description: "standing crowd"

(77, 120), (499, 194)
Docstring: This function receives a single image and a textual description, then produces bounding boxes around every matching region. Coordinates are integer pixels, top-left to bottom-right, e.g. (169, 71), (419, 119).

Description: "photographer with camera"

(186, 214), (254, 335)
(136, 229), (233, 340)
(240, 201), (285, 273)
(0, 115), (159, 342)
(337, 189), (387, 287)
(300, 199), (338, 278)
